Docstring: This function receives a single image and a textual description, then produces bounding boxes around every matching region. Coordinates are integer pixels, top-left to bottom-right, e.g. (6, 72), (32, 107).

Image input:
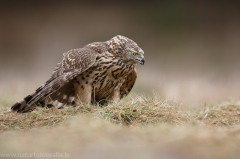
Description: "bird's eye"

(131, 52), (136, 56)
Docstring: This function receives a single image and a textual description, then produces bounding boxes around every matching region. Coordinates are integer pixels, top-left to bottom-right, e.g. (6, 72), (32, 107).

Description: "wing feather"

(11, 48), (97, 112)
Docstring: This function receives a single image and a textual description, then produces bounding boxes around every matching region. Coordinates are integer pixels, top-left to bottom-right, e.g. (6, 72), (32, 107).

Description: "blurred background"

(1, 0), (240, 107)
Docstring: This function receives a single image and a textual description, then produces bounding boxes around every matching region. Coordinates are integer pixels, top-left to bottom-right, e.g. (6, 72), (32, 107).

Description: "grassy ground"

(0, 95), (240, 159)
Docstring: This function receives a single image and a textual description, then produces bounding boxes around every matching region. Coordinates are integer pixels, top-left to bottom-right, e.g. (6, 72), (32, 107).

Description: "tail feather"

(27, 72), (75, 106)
(11, 71), (79, 113)
(11, 95), (36, 113)
(11, 81), (59, 113)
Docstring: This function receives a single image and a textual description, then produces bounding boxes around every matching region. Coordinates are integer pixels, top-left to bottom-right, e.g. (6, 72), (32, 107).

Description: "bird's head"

(107, 35), (145, 65)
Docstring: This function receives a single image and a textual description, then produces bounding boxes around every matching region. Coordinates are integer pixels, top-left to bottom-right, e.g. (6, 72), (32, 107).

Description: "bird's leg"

(75, 84), (92, 106)
(109, 88), (120, 104)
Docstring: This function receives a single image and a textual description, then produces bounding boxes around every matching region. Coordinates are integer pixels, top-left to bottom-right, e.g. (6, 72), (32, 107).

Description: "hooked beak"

(138, 54), (145, 65)
(140, 57), (145, 65)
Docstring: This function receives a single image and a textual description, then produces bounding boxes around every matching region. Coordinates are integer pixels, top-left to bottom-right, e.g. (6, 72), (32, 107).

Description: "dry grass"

(0, 95), (240, 159)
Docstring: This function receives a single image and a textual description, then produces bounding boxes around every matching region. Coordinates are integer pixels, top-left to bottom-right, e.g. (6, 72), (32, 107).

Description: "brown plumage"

(11, 35), (145, 113)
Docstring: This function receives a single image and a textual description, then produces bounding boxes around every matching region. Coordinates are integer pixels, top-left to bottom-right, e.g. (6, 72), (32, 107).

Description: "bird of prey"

(11, 35), (145, 113)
